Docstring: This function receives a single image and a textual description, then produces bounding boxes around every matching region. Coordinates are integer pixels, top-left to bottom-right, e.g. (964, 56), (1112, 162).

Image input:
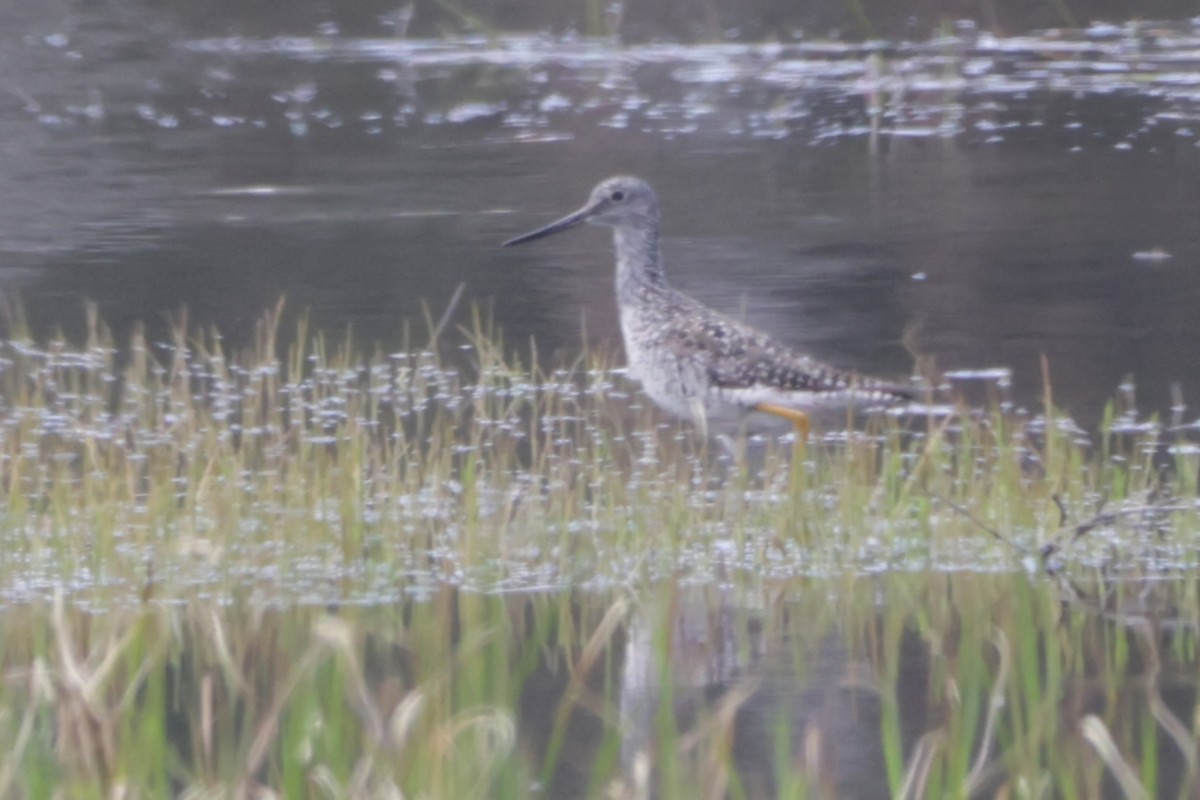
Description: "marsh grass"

(0, 304), (1196, 797)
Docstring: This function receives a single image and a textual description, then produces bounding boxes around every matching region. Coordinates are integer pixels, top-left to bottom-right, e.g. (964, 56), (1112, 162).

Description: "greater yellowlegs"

(503, 176), (912, 439)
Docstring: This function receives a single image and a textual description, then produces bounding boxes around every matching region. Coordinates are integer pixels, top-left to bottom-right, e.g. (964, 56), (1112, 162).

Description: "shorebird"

(503, 176), (912, 440)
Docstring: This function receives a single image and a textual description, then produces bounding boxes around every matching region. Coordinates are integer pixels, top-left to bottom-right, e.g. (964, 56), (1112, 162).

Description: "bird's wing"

(663, 303), (912, 400)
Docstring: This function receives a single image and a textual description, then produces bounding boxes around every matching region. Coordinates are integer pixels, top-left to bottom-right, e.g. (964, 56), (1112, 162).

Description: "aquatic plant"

(0, 304), (1195, 798)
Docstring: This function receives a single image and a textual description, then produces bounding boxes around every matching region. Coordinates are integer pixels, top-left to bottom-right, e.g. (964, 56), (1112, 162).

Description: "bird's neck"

(613, 225), (669, 302)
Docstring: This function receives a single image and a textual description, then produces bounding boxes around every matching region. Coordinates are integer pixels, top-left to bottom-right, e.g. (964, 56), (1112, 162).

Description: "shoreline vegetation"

(0, 302), (1196, 797)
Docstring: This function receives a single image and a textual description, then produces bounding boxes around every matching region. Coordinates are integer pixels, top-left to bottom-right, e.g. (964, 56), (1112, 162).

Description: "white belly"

(622, 333), (748, 432)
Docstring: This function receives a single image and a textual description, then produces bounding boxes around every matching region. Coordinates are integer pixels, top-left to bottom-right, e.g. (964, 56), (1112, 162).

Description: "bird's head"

(503, 176), (659, 247)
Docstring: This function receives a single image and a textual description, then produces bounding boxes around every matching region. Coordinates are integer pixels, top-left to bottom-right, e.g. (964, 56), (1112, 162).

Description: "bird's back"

(619, 285), (911, 429)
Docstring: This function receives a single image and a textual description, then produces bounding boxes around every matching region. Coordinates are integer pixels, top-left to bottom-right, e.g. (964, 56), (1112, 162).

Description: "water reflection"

(30, 579), (1177, 797)
(616, 592), (921, 798)
(571, 581), (1197, 798)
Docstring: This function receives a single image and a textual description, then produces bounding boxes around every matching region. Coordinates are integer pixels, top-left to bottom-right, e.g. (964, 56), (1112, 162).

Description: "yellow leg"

(755, 403), (810, 441)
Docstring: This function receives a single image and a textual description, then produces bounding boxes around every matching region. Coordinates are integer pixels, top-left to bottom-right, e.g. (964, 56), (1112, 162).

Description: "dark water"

(4, 5), (1200, 796)
(5, 3), (1200, 424)
(138, 583), (1196, 799)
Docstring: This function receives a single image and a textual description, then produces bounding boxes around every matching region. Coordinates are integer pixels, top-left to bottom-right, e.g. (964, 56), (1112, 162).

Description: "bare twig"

(1052, 493), (1069, 528)
(938, 497), (1031, 554)
(1040, 500), (1190, 560)
(943, 489), (1189, 565)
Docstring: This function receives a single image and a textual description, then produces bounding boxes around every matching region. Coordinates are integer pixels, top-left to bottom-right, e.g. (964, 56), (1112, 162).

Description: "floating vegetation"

(30, 19), (1200, 150)
(0, 304), (1196, 797)
(160, 22), (1200, 148)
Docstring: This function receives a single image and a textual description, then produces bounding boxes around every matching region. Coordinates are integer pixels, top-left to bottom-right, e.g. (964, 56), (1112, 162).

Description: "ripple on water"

(136, 27), (1200, 148)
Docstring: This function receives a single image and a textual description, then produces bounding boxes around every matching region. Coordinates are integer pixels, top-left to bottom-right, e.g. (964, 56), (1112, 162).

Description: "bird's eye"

(610, 190), (625, 201)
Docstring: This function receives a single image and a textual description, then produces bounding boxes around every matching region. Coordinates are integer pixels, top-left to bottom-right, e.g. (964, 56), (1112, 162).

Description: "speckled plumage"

(504, 176), (912, 436)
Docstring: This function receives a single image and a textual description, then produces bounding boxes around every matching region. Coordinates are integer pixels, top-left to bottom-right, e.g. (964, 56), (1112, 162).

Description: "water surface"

(2, 6), (1200, 794)
(4, 5), (1200, 424)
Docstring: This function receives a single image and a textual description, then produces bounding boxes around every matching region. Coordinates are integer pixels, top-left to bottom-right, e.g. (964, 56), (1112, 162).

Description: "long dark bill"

(502, 203), (599, 247)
